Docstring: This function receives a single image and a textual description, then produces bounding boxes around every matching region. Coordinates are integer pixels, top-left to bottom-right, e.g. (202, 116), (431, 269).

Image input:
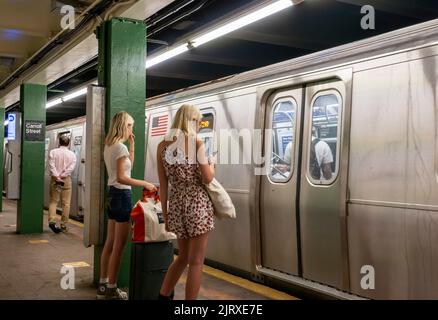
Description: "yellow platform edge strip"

(201, 264), (298, 300)
(62, 261), (90, 268)
(68, 219), (84, 228)
(28, 240), (49, 244)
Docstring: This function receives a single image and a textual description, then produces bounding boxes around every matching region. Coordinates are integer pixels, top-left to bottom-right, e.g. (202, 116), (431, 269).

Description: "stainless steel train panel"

(349, 56), (438, 207)
(348, 55), (438, 298)
(348, 204), (438, 299)
(44, 130), (57, 209)
(206, 191), (252, 271)
(259, 87), (303, 276)
(299, 79), (350, 290)
(69, 125), (84, 219)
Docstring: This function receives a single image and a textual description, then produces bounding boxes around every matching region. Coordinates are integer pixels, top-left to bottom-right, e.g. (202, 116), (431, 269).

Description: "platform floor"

(0, 199), (296, 300)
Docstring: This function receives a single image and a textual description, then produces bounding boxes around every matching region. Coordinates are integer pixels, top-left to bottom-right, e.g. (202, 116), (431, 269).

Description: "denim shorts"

(106, 186), (132, 223)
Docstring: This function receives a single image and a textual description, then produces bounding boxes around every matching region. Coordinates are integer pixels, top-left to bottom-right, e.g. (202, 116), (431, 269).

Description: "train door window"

(308, 90), (342, 185)
(57, 131), (71, 147)
(199, 110), (215, 157)
(268, 99), (297, 183)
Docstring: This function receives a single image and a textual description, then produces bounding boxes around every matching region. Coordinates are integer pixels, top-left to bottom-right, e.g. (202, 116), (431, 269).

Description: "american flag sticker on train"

(151, 114), (169, 136)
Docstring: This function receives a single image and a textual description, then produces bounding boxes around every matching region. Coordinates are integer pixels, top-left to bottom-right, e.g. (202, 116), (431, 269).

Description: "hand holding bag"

(204, 178), (236, 219)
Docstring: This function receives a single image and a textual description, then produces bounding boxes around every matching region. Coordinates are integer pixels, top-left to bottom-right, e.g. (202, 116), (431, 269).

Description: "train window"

(268, 99), (297, 183)
(199, 111), (215, 156)
(308, 91), (342, 185)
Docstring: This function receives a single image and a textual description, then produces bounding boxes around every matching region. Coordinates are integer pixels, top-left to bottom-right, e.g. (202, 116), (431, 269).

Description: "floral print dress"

(161, 145), (214, 239)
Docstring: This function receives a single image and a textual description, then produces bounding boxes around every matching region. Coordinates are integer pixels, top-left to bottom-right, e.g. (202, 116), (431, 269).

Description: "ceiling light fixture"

(192, 0), (293, 47)
(45, 81), (97, 109)
(146, 44), (189, 69)
(145, 0), (294, 69)
(62, 87), (88, 102)
(46, 98), (63, 109)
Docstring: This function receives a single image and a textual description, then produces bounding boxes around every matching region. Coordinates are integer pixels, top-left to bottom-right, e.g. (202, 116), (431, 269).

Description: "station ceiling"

(0, 0), (95, 85)
(2, 0), (438, 125)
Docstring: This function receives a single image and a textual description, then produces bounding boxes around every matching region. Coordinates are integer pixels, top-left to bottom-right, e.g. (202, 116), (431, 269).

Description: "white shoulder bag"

(204, 178), (236, 219)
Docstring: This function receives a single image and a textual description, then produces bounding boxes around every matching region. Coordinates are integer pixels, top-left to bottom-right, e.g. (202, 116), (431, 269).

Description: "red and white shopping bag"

(130, 189), (176, 243)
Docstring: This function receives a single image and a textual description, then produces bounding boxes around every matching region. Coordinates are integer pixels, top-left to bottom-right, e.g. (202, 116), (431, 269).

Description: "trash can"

(129, 240), (173, 300)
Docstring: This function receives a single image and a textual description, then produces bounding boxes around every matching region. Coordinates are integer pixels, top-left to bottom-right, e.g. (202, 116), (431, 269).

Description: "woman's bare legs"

(160, 238), (189, 296)
(100, 219), (115, 279)
(186, 232), (209, 300)
(107, 221), (130, 285)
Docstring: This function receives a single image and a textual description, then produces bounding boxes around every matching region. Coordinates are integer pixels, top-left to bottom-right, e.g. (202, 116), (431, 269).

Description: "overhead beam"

(336, 0), (438, 19)
(147, 70), (212, 82)
(226, 29), (329, 51)
(146, 77), (199, 91)
(175, 52), (258, 68)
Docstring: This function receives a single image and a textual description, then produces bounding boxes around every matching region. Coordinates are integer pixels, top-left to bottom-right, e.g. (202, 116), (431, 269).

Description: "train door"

(260, 79), (349, 290)
(70, 126), (84, 220)
(44, 131), (57, 209)
(260, 87), (303, 276)
(77, 123), (86, 221)
(299, 80), (348, 289)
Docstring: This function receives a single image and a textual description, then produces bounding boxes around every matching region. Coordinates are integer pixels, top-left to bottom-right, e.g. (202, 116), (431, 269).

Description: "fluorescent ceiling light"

(145, 0), (294, 69)
(193, 0), (293, 47)
(63, 87), (87, 102)
(46, 98), (63, 109)
(45, 82), (94, 109)
(146, 44), (189, 69)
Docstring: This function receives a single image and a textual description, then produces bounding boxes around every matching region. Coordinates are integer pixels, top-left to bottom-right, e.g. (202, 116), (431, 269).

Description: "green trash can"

(129, 241), (173, 300)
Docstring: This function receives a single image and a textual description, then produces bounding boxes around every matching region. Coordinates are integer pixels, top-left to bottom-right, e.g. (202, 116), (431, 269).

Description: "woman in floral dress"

(157, 104), (215, 300)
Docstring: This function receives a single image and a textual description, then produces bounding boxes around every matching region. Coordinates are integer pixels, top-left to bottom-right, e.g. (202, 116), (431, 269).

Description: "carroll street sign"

(24, 120), (45, 142)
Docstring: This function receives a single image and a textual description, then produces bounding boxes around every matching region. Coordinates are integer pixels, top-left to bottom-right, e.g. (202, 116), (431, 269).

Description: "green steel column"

(0, 107), (4, 212)
(17, 84), (46, 234)
(95, 18), (146, 287)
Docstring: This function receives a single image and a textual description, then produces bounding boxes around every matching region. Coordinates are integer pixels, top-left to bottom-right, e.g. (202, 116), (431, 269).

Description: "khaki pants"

(48, 176), (72, 225)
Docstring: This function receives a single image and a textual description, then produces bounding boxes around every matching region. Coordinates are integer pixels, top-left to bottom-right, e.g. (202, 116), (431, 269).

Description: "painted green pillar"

(0, 107), (4, 212)
(95, 18), (146, 287)
(17, 84), (46, 234)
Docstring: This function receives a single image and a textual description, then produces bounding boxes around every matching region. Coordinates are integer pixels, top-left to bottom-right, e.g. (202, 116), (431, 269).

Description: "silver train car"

(143, 19), (438, 299)
(43, 117), (86, 221)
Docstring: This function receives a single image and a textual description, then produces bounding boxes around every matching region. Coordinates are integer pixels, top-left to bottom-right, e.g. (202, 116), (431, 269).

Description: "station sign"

(24, 120), (45, 142)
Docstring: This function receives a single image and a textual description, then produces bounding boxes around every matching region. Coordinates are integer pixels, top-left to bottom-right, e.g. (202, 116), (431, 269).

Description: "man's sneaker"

(96, 283), (107, 300)
(49, 222), (61, 234)
(105, 287), (128, 300)
(60, 224), (68, 233)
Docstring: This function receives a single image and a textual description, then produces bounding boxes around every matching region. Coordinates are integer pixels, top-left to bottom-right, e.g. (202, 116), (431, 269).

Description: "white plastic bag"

(204, 178), (236, 219)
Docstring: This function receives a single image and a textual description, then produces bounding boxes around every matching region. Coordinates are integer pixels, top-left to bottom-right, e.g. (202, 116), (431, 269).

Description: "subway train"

(144, 19), (438, 300)
(4, 19), (438, 299)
